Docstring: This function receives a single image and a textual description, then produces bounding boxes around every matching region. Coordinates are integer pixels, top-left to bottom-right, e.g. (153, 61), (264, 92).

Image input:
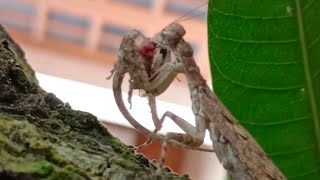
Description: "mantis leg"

(156, 111), (207, 175)
(159, 111), (207, 142)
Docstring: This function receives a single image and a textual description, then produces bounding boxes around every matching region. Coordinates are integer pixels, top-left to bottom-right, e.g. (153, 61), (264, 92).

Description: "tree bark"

(0, 25), (189, 180)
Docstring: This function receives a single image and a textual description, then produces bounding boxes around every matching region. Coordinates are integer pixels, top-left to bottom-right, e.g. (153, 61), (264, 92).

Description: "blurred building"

(0, 0), (225, 179)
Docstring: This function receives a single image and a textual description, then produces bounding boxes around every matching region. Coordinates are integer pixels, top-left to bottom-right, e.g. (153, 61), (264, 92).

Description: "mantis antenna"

(172, 1), (208, 23)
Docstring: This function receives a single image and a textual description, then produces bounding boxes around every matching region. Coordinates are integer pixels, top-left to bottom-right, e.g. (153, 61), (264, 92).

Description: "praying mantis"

(107, 22), (286, 179)
(151, 23), (286, 179)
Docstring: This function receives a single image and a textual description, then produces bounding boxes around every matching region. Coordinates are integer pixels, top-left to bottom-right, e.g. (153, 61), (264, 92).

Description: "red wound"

(138, 40), (156, 59)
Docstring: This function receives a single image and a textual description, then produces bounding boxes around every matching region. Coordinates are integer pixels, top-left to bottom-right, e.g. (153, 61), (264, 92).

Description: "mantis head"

(153, 23), (186, 47)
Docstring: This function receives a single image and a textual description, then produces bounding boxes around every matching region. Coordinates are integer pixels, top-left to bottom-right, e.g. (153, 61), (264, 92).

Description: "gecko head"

(153, 22), (186, 47)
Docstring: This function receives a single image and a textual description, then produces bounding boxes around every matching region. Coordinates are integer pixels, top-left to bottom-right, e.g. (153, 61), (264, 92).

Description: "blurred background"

(0, 0), (225, 179)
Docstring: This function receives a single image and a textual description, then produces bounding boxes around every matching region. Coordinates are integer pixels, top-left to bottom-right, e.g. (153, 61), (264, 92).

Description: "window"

(47, 11), (91, 46)
(99, 24), (132, 52)
(165, 1), (207, 20)
(117, 0), (154, 8)
(0, 0), (36, 32)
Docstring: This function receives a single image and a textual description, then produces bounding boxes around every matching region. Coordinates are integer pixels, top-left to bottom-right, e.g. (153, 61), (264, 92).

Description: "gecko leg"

(132, 95), (163, 151)
(106, 68), (115, 80)
(127, 79), (134, 109)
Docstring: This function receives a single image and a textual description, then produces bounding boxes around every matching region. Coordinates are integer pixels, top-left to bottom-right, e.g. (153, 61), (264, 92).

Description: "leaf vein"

(314, 70), (320, 79)
(269, 146), (313, 156)
(296, 0), (320, 156)
(211, 7), (293, 20)
(302, 0), (316, 11)
(308, 32), (320, 49)
(240, 115), (309, 126)
(230, 53), (301, 65)
(211, 31), (297, 44)
(287, 166), (320, 178)
(210, 52), (304, 90)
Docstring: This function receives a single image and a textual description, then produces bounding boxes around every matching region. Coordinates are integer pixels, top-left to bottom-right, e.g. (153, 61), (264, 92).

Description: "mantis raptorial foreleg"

(133, 62), (186, 150)
(146, 61), (184, 94)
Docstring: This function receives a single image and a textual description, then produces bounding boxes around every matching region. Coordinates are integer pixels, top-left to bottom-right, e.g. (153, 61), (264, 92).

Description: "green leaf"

(207, 0), (320, 179)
